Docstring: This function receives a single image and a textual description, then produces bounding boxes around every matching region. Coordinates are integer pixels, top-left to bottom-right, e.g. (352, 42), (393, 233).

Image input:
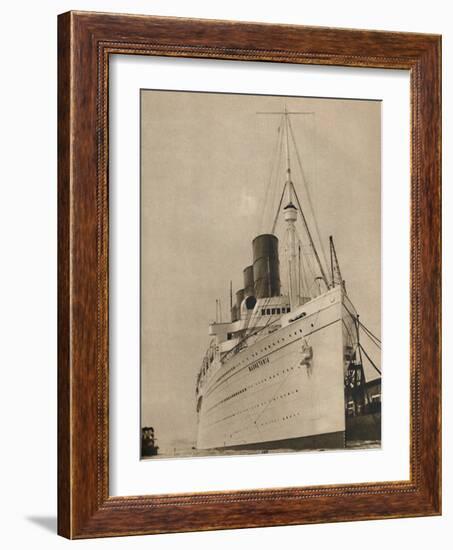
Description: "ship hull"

(217, 431), (344, 451)
(197, 287), (354, 451)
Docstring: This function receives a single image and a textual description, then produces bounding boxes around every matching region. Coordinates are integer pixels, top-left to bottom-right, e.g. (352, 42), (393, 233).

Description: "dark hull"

(346, 412), (381, 442)
(216, 430), (345, 452)
(141, 445), (159, 457)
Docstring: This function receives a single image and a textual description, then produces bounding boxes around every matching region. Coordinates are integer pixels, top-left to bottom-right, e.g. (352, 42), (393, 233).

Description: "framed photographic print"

(139, 90), (382, 461)
(58, 11), (441, 538)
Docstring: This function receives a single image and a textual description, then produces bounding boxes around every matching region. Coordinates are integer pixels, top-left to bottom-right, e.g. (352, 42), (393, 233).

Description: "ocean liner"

(195, 107), (381, 452)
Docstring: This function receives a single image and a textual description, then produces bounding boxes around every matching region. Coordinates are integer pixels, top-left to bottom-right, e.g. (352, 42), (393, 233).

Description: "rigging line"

(301, 253), (311, 297)
(342, 301), (380, 344)
(341, 318), (355, 348)
(297, 241), (304, 297)
(288, 117), (329, 274)
(298, 242), (302, 298)
(359, 321), (382, 345)
(294, 227), (311, 297)
(284, 106), (292, 177)
(299, 242), (314, 294)
(267, 124), (285, 234)
(270, 130), (286, 233)
(255, 297), (284, 334)
(244, 294), (272, 335)
(271, 181), (288, 235)
(342, 302), (382, 345)
(223, 300), (277, 362)
(242, 295), (261, 335)
(341, 303), (380, 349)
(299, 234), (319, 297)
(355, 315), (364, 368)
(260, 117), (284, 233)
(282, 229), (289, 296)
(359, 343), (382, 376)
(289, 180), (330, 288)
(287, 116), (329, 273)
(361, 329), (381, 350)
(259, 290), (290, 333)
(230, 316), (278, 369)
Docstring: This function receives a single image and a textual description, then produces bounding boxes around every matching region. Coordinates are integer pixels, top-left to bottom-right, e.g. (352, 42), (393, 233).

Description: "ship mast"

(284, 201), (299, 310)
(282, 106), (300, 310)
(259, 106), (330, 298)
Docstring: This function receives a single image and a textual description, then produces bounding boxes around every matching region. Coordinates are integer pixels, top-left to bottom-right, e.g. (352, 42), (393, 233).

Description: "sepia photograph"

(140, 90), (382, 460)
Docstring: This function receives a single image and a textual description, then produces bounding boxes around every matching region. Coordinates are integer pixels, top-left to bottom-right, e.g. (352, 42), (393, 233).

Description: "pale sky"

(141, 90), (381, 451)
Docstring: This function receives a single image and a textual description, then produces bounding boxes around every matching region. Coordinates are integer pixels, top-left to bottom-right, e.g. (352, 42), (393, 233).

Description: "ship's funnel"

(243, 265), (255, 297)
(252, 234), (281, 299)
(236, 288), (245, 311)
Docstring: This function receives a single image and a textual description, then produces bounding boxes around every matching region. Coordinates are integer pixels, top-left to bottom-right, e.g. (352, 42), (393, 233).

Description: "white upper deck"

(209, 286), (346, 354)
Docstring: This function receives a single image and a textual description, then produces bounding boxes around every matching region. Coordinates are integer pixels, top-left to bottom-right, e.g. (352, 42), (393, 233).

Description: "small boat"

(141, 426), (159, 457)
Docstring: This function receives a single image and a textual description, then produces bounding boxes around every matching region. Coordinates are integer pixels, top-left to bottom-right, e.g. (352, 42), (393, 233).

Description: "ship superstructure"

(195, 107), (381, 451)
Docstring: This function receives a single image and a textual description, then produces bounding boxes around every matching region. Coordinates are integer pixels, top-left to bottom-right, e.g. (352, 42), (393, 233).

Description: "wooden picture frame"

(58, 11), (441, 539)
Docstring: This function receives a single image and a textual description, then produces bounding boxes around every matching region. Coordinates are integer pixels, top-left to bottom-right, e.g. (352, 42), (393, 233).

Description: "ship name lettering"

(248, 357), (270, 372)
